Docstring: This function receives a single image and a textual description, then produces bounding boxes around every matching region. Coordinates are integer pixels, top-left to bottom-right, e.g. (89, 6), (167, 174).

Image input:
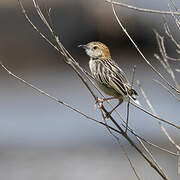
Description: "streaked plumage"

(79, 41), (139, 108)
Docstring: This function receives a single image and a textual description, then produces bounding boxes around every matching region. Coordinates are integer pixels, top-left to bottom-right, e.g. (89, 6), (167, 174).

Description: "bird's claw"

(94, 98), (112, 118)
(95, 98), (104, 109)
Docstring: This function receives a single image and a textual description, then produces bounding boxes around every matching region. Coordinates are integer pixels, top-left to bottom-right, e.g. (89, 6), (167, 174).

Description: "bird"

(79, 41), (140, 117)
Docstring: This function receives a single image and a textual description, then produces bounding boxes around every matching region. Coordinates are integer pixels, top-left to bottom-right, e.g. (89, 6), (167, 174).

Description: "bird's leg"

(95, 97), (117, 109)
(105, 99), (123, 118)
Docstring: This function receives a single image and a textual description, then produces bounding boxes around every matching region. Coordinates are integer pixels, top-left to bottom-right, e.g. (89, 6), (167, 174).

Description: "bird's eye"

(93, 46), (98, 50)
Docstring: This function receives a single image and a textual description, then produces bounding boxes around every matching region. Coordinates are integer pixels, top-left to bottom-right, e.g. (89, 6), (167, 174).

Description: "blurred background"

(0, 0), (180, 179)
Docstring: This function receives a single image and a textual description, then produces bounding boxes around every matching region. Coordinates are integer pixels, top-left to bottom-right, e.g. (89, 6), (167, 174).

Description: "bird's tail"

(129, 89), (141, 106)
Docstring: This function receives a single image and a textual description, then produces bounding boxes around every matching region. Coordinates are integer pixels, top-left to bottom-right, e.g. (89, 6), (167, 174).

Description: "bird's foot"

(94, 97), (104, 109)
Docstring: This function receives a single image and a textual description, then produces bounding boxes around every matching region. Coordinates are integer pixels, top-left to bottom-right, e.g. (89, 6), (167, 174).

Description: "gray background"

(0, 0), (179, 179)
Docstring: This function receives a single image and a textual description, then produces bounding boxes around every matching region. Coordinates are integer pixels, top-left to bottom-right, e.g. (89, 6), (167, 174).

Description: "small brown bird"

(79, 41), (139, 115)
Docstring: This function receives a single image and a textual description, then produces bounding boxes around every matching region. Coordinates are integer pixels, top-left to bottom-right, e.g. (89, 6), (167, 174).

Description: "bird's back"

(89, 58), (138, 101)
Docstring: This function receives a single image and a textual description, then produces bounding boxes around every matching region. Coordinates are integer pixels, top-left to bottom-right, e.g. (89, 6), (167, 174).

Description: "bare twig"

(113, 105), (179, 157)
(0, 62), (126, 136)
(100, 110), (141, 180)
(125, 125), (178, 156)
(101, 102), (168, 180)
(168, 4), (180, 31)
(108, 0), (180, 94)
(154, 31), (180, 89)
(130, 100), (180, 129)
(126, 65), (137, 133)
(0, 63), (95, 125)
(163, 21), (180, 51)
(137, 135), (167, 179)
(30, 0), (99, 102)
(137, 80), (180, 152)
(106, 0), (180, 16)
(169, 0), (179, 12)
(154, 79), (180, 101)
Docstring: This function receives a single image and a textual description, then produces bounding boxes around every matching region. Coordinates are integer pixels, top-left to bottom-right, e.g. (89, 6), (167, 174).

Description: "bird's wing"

(94, 59), (131, 96)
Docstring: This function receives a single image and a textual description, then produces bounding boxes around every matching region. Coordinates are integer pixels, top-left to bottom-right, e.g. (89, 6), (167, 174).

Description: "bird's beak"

(78, 44), (89, 49)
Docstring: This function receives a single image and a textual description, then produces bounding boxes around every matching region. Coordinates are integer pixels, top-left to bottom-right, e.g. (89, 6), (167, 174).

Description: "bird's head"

(78, 41), (111, 60)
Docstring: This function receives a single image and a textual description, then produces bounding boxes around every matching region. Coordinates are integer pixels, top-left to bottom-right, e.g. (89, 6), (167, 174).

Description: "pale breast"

(89, 59), (97, 75)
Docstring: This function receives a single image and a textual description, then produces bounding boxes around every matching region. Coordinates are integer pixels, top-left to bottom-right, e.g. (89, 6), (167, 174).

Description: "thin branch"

(125, 125), (178, 156)
(163, 21), (180, 51)
(169, 0), (179, 14)
(137, 80), (180, 152)
(137, 135), (167, 178)
(18, 0), (61, 54)
(45, 6), (55, 31)
(101, 103), (168, 180)
(154, 79), (180, 101)
(0, 63), (95, 123)
(108, 0), (180, 94)
(123, 120), (169, 178)
(106, 0), (180, 15)
(30, 0), (99, 102)
(130, 100), (180, 129)
(0, 62), (125, 136)
(100, 110), (141, 180)
(154, 31), (180, 89)
(168, 4), (180, 31)
(126, 65), (137, 133)
(32, 0), (53, 33)
(112, 104), (179, 156)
